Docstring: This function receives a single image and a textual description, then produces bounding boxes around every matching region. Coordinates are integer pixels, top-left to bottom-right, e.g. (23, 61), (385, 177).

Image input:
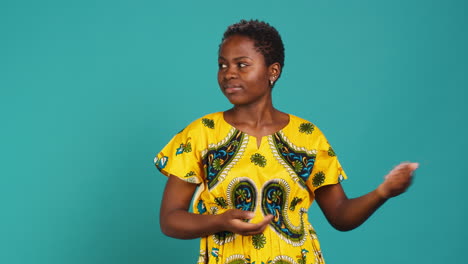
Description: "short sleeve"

(307, 128), (347, 193)
(154, 122), (204, 184)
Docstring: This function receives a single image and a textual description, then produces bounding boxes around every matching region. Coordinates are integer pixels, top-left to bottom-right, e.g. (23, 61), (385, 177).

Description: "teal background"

(1, 0), (467, 263)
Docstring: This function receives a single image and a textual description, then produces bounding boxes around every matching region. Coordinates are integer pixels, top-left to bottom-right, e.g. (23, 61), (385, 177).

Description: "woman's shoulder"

(179, 112), (225, 134)
(287, 113), (315, 125)
(285, 113), (326, 137)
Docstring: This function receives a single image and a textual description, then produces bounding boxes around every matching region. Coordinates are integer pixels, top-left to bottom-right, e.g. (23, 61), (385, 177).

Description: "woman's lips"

(224, 85), (242, 94)
(224, 86), (243, 94)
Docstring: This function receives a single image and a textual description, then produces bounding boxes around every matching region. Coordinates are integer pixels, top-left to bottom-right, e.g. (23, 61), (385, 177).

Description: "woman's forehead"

(219, 35), (262, 59)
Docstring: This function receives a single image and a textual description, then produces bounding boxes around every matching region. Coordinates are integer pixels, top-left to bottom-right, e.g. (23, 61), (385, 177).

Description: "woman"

(154, 19), (418, 264)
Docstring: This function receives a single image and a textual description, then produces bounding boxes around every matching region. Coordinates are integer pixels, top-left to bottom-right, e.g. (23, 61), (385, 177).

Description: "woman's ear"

(269, 62), (282, 86)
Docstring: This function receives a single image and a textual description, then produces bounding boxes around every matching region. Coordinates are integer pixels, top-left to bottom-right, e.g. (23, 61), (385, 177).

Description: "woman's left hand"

(376, 162), (419, 199)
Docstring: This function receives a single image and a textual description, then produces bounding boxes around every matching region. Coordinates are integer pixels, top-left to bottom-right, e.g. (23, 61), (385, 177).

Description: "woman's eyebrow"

(234, 56), (252, 61)
(218, 56), (253, 61)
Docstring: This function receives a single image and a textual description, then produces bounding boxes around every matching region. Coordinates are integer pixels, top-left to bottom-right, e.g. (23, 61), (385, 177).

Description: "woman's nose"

(224, 66), (238, 80)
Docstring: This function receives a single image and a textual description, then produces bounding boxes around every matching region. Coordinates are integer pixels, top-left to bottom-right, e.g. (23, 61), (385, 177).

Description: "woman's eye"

(218, 63), (227, 69)
(238, 63), (248, 68)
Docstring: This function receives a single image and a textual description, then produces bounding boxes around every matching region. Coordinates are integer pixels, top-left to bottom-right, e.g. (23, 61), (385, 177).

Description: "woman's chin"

(224, 94), (245, 106)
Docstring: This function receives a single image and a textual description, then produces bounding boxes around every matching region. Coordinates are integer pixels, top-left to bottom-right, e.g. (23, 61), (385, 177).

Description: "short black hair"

(220, 19), (285, 69)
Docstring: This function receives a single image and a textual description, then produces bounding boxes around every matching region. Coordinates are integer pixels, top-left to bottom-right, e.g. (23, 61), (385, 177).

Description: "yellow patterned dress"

(154, 112), (347, 264)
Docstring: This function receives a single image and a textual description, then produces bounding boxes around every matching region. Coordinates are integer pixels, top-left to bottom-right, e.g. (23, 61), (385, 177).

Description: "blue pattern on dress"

(262, 180), (305, 243)
(272, 133), (316, 186)
(203, 130), (244, 189)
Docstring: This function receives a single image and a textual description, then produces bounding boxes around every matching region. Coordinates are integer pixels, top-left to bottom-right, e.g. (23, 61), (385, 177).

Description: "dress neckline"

(219, 111), (291, 146)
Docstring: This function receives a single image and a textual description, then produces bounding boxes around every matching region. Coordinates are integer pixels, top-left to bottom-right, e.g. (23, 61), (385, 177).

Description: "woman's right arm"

(160, 175), (273, 239)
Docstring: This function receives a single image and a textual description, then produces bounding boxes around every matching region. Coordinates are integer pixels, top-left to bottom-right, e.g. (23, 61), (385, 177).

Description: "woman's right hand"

(160, 175), (272, 239)
(218, 209), (273, 236)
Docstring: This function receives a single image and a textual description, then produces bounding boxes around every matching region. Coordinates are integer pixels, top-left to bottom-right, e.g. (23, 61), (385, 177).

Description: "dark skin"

(159, 35), (419, 239)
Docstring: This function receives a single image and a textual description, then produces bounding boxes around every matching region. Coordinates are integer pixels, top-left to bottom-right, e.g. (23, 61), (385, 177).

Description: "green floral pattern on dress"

(328, 146), (336, 157)
(270, 189), (283, 203)
(176, 139), (192, 155)
(214, 197), (228, 209)
(298, 122), (314, 134)
(289, 197), (303, 211)
(312, 171), (325, 187)
(291, 160), (303, 172)
(251, 153), (267, 167)
(252, 233), (267, 249)
(202, 118), (215, 129)
(185, 171), (195, 177)
(235, 189), (248, 201)
(212, 158), (224, 171)
(245, 256), (272, 264)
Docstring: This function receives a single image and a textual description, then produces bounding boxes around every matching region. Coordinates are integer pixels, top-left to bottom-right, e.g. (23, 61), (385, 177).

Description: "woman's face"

(218, 35), (276, 106)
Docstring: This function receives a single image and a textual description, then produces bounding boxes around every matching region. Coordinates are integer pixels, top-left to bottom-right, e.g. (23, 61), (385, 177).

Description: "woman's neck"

(223, 100), (289, 141)
(227, 99), (277, 125)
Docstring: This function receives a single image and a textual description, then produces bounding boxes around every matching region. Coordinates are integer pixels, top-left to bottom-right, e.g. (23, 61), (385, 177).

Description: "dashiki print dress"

(154, 112), (347, 264)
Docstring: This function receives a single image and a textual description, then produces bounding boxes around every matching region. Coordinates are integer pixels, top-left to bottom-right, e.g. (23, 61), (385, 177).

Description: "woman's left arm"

(315, 162), (419, 231)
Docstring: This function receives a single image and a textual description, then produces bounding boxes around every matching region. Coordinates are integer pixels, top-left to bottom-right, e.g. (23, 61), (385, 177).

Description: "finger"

(246, 214), (272, 229)
(393, 163), (411, 173)
(236, 215), (273, 235)
(261, 214), (274, 223)
(386, 162), (419, 179)
(385, 164), (406, 179)
(253, 215), (273, 230)
(399, 162), (419, 171)
(398, 163), (419, 178)
(231, 209), (255, 220)
(232, 220), (264, 235)
(408, 162), (419, 172)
